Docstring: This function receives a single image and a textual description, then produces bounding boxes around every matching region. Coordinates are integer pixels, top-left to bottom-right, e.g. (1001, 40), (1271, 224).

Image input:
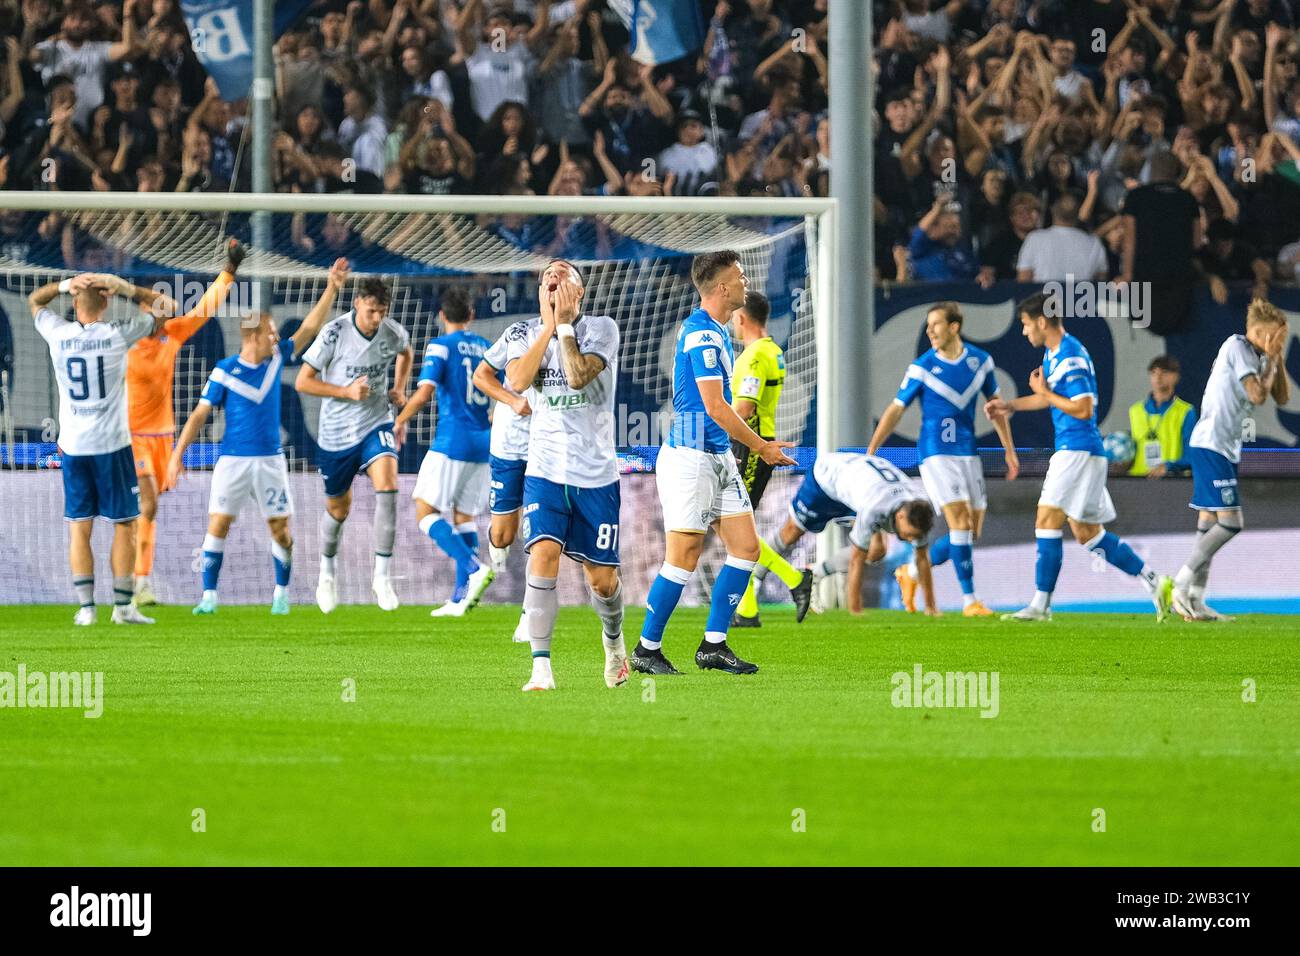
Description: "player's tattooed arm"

(558, 334), (606, 390)
(507, 287), (559, 392)
(167, 401), (212, 488)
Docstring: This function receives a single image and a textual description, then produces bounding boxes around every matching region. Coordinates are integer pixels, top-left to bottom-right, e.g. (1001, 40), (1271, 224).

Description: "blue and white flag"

(180, 0), (314, 101)
(609, 0), (707, 66)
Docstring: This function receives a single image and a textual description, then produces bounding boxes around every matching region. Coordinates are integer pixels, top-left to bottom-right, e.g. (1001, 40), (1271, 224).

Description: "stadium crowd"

(5, 0), (1300, 305)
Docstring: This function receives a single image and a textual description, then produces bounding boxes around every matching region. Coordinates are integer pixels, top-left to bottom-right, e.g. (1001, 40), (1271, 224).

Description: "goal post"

(0, 190), (838, 608)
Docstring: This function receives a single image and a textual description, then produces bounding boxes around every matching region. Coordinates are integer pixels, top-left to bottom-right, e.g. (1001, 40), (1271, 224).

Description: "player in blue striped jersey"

(867, 302), (1019, 616)
(168, 272), (337, 615)
(632, 250), (796, 677)
(985, 293), (1172, 621)
(394, 288), (496, 616)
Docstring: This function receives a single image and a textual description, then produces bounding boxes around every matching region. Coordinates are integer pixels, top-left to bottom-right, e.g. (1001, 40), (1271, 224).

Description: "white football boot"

(522, 656), (556, 692)
(429, 600), (467, 618)
(112, 604), (155, 625)
(73, 606), (97, 626)
(511, 611), (530, 643)
(1001, 605), (1052, 622)
(463, 563), (495, 609)
(316, 573), (338, 614)
(604, 634), (630, 688)
(373, 576), (400, 611)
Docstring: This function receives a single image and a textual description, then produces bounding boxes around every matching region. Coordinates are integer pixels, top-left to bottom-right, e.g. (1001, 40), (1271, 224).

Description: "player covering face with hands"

(505, 260), (628, 691)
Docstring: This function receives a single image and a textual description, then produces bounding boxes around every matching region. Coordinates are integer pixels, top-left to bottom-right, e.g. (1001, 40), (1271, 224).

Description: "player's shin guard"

(201, 533), (225, 594)
(949, 529), (976, 598)
(1176, 511), (1242, 588)
(135, 514), (156, 578)
(419, 514), (479, 576)
(113, 575), (134, 608)
(455, 521), (479, 592)
(374, 490), (397, 578)
(272, 540), (292, 588)
(73, 576), (95, 608)
(705, 556), (756, 644)
(319, 512), (343, 574)
(751, 533), (796, 586)
(639, 563), (693, 650)
(589, 581), (624, 639)
(524, 574), (558, 656)
(1083, 529), (1157, 591)
(1032, 529), (1064, 610)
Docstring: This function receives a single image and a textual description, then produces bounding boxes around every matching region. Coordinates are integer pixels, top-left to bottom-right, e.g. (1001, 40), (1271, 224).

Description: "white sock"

(320, 554), (336, 576)
(1138, 567), (1159, 592)
(1174, 565), (1194, 589)
(203, 589), (218, 603)
(1030, 590), (1051, 612)
(274, 584), (288, 600)
(375, 553), (391, 578)
(962, 593), (978, 608)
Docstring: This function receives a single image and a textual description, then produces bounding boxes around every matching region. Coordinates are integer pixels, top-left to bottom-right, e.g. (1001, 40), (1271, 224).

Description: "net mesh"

(0, 204), (822, 607)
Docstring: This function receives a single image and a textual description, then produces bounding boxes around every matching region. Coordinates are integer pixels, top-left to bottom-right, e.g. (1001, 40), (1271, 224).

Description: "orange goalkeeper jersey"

(127, 271), (235, 435)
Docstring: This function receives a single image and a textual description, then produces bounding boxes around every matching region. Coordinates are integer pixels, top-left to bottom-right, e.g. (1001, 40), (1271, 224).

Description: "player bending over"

(505, 260), (627, 691)
(394, 288), (495, 616)
(866, 301), (1018, 616)
(985, 293), (1173, 622)
(127, 238), (243, 606)
(773, 452), (939, 615)
(632, 251), (796, 678)
(1172, 299), (1290, 621)
(169, 298), (332, 614)
(473, 317), (535, 642)
(728, 291), (814, 628)
(296, 274), (413, 612)
(32, 272), (172, 625)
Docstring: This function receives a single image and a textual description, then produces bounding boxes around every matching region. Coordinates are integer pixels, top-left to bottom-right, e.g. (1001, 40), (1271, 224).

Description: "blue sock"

(455, 524), (479, 592)
(1035, 530), (1063, 594)
(949, 530), (975, 596)
(639, 563), (692, 649)
(1087, 530), (1145, 577)
(420, 515), (479, 576)
(704, 556), (756, 642)
(929, 534), (952, 567)
(201, 533), (225, 592)
(272, 541), (291, 587)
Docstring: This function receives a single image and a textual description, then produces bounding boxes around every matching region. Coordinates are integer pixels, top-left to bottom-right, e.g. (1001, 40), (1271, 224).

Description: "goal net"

(0, 193), (834, 609)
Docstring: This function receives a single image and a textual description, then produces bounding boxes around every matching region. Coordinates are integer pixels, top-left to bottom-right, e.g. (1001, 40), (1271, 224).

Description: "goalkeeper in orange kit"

(128, 238), (245, 605)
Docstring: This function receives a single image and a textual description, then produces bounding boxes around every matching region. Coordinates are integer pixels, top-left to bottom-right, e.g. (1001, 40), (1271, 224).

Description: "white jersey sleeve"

(1189, 335), (1266, 463)
(483, 321), (532, 461)
(112, 312), (155, 347)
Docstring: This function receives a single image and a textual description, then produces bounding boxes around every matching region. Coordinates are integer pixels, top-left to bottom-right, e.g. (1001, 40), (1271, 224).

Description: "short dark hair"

(691, 250), (741, 291)
(1147, 150), (1182, 183)
(1148, 355), (1181, 374)
(742, 291), (770, 326)
(929, 301), (963, 328)
(1017, 291), (1059, 326)
(902, 500), (935, 538)
(440, 287), (472, 324)
(356, 277), (390, 307)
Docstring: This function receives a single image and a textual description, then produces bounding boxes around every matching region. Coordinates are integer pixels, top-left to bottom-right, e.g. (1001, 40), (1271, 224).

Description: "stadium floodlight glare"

(0, 190), (838, 605)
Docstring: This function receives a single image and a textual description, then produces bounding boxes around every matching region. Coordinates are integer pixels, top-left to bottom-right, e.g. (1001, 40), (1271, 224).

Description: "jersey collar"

(352, 314), (379, 341)
(933, 345), (968, 365)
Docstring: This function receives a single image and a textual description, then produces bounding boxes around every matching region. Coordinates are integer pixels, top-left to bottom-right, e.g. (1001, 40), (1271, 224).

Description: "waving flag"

(180, 0), (314, 100)
(608, 0), (707, 66)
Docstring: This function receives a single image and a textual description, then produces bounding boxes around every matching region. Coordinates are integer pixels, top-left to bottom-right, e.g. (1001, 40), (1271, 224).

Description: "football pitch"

(2, 604), (1298, 867)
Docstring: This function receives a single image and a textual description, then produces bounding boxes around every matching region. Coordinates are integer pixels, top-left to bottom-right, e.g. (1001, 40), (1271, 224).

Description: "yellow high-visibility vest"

(1128, 396), (1193, 476)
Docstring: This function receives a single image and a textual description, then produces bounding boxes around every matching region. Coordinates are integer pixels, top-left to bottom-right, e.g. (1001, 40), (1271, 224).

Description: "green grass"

(1, 604), (1298, 866)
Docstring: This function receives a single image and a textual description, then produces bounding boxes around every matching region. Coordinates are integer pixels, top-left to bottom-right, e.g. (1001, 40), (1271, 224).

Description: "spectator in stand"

(1016, 193), (1109, 282)
(579, 57), (673, 177)
(978, 190), (1042, 287)
(658, 109), (718, 197)
(1198, 217), (1273, 303)
(338, 81), (388, 192)
(399, 100), (475, 195)
(533, 13), (604, 148)
(907, 195), (978, 282)
(28, 0), (139, 128)
(454, 0), (548, 123)
(1120, 150), (1200, 333)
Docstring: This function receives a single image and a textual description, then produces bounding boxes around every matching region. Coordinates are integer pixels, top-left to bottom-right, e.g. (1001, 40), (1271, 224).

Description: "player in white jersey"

(474, 317), (534, 643)
(296, 275), (414, 612)
(1172, 300), (1290, 621)
(775, 452), (940, 614)
(166, 265), (341, 616)
(31, 271), (175, 625)
(503, 260), (628, 692)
